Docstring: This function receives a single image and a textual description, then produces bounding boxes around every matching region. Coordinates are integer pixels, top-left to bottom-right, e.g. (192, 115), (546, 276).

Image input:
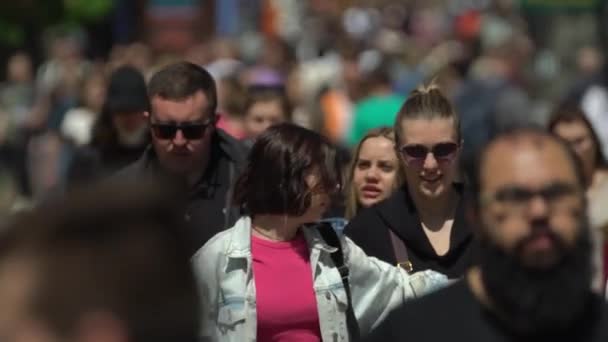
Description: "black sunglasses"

(150, 121), (212, 140)
(399, 142), (459, 167)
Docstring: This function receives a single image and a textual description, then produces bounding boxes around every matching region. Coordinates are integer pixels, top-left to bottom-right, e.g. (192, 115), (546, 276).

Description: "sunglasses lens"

(403, 145), (428, 159)
(181, 124), (205, 140)
(152, 125), (177, 140)
(433, 143), (458, 158)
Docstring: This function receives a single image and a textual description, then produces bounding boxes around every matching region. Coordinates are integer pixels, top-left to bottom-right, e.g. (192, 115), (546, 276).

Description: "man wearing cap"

(68, 65), (151, 183)
(118, 61), (248, 255)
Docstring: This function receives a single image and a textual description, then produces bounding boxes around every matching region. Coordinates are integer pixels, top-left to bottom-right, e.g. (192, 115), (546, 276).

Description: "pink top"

(251, 233), (321, 342)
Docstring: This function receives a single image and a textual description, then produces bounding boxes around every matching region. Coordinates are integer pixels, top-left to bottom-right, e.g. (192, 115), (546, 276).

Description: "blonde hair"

(345, 127), (404, 219)
(394, 82), (460, 146)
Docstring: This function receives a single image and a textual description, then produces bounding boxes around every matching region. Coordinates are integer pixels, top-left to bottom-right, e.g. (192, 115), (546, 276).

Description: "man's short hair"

(0, 178), (200, 342)
(147, 61), (218, 117)
(233, 123), (342, 217)
(466, 124), (586, 208)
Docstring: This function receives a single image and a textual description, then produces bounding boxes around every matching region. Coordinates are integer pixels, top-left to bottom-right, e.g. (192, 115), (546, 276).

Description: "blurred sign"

(520, 0), (600, 11)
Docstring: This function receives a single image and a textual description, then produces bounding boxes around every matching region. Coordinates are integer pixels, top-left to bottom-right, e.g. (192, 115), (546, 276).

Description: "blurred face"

(148, 91), (215, 175)
(552, 119), (597, 183)
(398, 118), (460, 200)
(244, 99), (286, 140)
(479, 138), (584, 269)
(0, 257), (60, 342)
(111, 111), (148, 148)
(353, 136), (399, 208)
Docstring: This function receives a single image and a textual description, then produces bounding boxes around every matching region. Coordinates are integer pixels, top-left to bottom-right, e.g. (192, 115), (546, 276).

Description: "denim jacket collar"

(224, 217), (338, 260)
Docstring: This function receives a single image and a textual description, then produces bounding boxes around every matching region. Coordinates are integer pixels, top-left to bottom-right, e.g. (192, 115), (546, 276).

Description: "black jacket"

(116, 129), (248, 255)
(344, 184), (475, 279)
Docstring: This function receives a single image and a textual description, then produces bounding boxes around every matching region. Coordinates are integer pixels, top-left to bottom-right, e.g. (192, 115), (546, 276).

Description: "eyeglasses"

(150, 121), (212, 140)
(481, 182), (582, 215)
(398, 142), (459, 167)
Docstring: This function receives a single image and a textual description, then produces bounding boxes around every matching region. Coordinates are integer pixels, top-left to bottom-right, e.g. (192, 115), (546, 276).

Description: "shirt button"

(325, 292), (331, 300)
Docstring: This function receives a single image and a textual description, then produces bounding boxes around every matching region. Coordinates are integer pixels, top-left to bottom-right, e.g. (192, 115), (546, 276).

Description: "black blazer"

(344, 184), (476, 279)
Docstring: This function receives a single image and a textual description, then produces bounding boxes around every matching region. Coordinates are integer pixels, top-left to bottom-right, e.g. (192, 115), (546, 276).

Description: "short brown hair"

(233, 123), (341, 217)
(345, 127), (404, 219)
(243, 85), (292, 121)
(548, 103), (607, 168)
(0, 178), (200, 342)
(147, 61), (218, 117)
(394, 83), (461, 146)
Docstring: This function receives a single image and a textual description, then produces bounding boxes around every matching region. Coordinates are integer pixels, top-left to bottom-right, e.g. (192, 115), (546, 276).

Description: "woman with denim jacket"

(192, 124), (446, 342)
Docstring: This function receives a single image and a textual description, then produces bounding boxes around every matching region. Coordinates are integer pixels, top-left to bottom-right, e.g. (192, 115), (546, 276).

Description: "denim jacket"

(192, 217), (447, 342)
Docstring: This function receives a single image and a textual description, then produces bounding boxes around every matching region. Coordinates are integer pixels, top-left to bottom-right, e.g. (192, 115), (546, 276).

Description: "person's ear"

(75, 312), (128, 342)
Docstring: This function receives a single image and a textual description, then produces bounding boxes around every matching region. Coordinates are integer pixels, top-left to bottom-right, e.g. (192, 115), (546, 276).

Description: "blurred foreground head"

(0, 178), (199, 342)
(470, 125), (590, 335)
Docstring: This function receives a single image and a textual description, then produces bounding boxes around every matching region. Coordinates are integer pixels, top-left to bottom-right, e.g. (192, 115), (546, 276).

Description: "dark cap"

(104, 65), (149, 114)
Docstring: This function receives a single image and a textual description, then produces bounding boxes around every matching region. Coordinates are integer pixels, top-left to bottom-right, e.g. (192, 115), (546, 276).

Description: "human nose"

(526, 193), (550, 220)
(422, 152), (439, 170)
(172, 129), (187, 146)
(364, 166), (380, 181)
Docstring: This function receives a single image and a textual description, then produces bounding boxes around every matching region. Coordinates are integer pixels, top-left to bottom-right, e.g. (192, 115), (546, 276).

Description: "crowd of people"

(0, 1), (608, 341)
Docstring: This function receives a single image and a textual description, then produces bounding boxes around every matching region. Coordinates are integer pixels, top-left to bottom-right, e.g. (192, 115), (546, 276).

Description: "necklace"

(252, 226), (292, 242)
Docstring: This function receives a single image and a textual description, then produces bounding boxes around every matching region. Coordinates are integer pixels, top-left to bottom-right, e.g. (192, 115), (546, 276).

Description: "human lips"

(360, 184), (383, 199)
(420, 174), (442, 183)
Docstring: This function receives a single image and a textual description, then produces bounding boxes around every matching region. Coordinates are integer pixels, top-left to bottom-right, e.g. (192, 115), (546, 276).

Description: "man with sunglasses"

(118, 62), (248, 255)
(367, 126), (608, 341)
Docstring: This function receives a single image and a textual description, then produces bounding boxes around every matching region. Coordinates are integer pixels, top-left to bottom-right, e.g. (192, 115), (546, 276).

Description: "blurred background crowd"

(0, 0), (606, 214)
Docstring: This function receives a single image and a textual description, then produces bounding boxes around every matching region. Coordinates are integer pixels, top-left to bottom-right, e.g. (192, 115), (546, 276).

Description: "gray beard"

(116, 124), (149, 147)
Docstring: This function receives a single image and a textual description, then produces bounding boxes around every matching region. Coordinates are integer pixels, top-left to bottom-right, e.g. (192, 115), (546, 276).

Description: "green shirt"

(348, 94), (404, 147)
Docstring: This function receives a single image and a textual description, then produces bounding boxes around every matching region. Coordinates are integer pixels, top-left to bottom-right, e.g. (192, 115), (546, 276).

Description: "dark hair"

(468, 125), (586, 209)
(547, 103), (607, 168)
(233, 123), (341, 217)
(0, 178), (199, 342)
(147, 61), (218, 117)
(394, 83), (461, 146)
(243, 85), (292, 121)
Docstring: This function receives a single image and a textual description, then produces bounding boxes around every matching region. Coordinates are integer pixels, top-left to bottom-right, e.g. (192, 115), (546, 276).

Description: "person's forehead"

(150, 91), (211, 122)
(481, 137), (578, 190)
(400, 118), (456, 144)
(359, 137), (397, 160)
(553, 120), (589, 139)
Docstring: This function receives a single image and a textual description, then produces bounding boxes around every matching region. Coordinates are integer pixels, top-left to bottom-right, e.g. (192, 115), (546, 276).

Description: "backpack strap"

(317, 223), (361, 341)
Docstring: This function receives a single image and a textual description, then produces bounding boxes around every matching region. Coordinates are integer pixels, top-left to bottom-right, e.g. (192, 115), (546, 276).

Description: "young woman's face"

(244, 99), (286, 140)
(353, 136), (399, 208)
(552, 119), (597, 183)
(397, 118), (460, 200)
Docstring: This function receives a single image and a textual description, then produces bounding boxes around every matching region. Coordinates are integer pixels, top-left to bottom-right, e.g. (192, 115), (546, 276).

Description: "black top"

(344, 184), (475, 279)
(366, 281), (608, 342)
(116, 129), (248, 255)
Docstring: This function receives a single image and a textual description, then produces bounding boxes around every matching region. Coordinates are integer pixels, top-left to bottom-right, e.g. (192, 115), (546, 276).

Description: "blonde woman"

(345, 127), (404, 220)
(345, 84), (474, 279)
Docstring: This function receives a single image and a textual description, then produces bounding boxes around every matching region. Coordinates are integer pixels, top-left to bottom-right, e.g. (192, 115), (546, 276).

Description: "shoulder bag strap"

(388, 229), (413, 273)
(317, 223), (361, 341)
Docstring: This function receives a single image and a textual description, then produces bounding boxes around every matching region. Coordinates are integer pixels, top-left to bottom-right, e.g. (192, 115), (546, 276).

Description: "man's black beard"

(479, 222), (594, 337)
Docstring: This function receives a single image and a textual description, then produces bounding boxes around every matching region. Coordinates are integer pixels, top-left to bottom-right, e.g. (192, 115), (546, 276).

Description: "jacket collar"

(376, 183), (471, 260)
(224, 217), (338, 259)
